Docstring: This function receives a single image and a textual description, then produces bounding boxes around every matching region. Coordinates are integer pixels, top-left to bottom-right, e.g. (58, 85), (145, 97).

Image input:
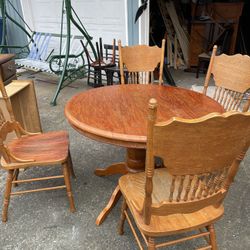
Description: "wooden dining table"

(64, 84), (224, 225)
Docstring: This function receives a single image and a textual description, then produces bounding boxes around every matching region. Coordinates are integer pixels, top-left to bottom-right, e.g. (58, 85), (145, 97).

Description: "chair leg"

(208, 224), (217, 250)
(148, 237), (156, 250)
(196, 59), (201, 78)
(68, 151), (76, 179)
(105, 70), (111, 85)
(118, 197), (128, 235)
(62, 162), (76, 213)
(97, 69), (102, 86)
(87, 66), (91, 86)
(94, 69), (98, 86)
(2, 170), (14, 222)
(12, 169), (19, 187)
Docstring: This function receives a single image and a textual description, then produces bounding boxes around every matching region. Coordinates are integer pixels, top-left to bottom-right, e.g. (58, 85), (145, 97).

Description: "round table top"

(65, 85), (224, 148)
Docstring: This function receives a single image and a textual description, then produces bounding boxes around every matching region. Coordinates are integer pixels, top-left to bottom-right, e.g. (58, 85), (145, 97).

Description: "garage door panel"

(21, 0), (127, 46)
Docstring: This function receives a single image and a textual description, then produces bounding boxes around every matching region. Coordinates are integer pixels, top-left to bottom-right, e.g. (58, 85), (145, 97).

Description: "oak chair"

(118, 39), (165, 85)
(202, 45), (250, 112)
(118, 98), (250, 250)
(0, 74), (76, 223)
(0, 107), (76, 222)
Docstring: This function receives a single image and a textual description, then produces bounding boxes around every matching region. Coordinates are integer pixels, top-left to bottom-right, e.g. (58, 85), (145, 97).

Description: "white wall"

(138, 0), (150, 45)
(21, 0), (127, 46)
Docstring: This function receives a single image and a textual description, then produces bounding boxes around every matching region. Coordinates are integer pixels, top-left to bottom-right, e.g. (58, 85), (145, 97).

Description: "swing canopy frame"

(0, 0), (97, 105)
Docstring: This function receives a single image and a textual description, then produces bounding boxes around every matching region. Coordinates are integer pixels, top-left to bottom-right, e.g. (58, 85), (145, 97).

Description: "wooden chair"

(0, 106), (76, 222)
(118, 98), (250, 250)
(103, 40), (119, 65)
(103, 41), (120, 85)
(118, 39), (165, 84)
(202, 45), (250, 112)
(81, 38), (116, 87)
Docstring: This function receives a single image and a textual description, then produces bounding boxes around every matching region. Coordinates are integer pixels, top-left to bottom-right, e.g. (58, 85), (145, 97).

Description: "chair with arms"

(118, 98), (250, 249)
(118, 39), (165, 85)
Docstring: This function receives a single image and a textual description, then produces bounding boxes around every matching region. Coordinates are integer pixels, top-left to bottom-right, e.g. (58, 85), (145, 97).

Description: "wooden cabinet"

(0, 80), (42, 133)
(0, 54), (17, 85)
(189, 2), (244, 67)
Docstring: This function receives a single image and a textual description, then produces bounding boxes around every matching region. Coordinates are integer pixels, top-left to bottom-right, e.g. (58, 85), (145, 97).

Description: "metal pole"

(0, 0), (7, 47)
(50, 0), (71, 106)
(70, 16), (97, 60)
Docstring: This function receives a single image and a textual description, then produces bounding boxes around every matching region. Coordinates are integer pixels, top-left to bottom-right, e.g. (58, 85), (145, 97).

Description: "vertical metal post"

(50, 0), (71, 106)
(51, 0), (97, 105)
(0, 0), (7, 47)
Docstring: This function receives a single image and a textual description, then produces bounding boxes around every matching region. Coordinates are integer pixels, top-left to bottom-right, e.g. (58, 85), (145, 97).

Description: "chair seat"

(119, 168), (224, 237)
(1, 131), (69, 169)
(90, 61), (116, 69)
(16, 58), (53, 73)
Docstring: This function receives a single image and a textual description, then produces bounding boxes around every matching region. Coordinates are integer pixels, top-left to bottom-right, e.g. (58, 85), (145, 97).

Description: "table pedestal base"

(94, 162), (127, 176)
(95, 148), (145, 226)
(95, 185), (121, 225)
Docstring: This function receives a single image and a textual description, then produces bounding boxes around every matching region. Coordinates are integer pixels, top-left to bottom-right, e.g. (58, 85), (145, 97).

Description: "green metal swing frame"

(0, 0), (97, 105)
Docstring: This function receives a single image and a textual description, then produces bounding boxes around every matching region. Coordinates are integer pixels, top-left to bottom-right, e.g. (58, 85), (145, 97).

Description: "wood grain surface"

(118, 40), (165, 85)
(65, 85), (224, 148)
(203, 46), (250, 112)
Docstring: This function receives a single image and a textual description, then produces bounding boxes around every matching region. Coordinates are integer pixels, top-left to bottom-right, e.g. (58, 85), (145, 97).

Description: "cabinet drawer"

(1, 60), (16, 81)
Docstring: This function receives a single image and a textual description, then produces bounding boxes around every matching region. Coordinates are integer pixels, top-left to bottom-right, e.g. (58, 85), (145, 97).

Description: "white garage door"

(21, 0), (127, 48)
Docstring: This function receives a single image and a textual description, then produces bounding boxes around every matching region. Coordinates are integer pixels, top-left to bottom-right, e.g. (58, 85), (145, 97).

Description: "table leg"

(95, 148), (146, 226)
(95, 185), (121, 226)
(126, 148), (146, 173)
(94, 148), (146, 176)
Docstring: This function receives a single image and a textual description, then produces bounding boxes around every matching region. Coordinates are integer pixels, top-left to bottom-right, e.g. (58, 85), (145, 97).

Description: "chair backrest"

(0, 77), (24, 163)
(81, 38), (117, 67)
(142, 98), (250, 225)
(0, 107), (22, 163)
(104, 39), (119, 64)
(118, 39), (165, 85)
(0, 73), (16, 123)
(203, 45), (250, 112)
(28, 32), (52, 61)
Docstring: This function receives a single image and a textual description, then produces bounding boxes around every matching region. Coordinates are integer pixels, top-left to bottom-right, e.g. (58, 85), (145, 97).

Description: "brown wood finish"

(203, 45), (250, 112)
(0, 54), (15, 65)
(189, 2), (244, 67)
(0, 54), (16, 86)
(81, 38), (116, 87)
(118, 99), (250, 249)
(1, 130), (69, 167)
(0, 74), (16, 123)
(0, 108), (76, 222)
(96, 185), (122, 225)
(65, 84), (224, 226)
(118, 40), (165, 85)
(0, 80), (42, 133)
(65, 85), (224, 148)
